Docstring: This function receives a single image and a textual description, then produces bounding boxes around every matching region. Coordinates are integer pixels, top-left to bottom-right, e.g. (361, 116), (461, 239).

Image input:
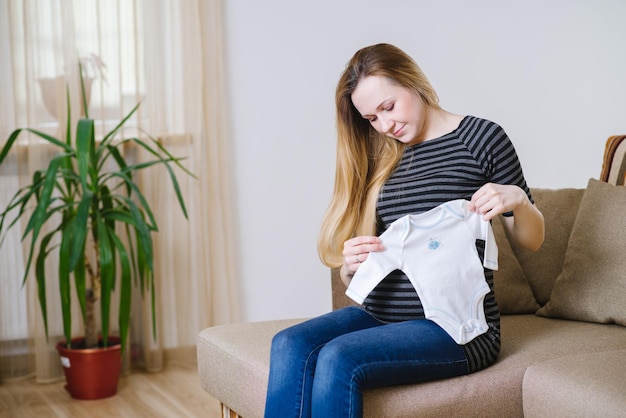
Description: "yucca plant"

(0, 67), (193, 354)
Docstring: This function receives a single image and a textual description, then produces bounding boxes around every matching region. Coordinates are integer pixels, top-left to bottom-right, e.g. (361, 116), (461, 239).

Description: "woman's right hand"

(341, 236), (384, 283)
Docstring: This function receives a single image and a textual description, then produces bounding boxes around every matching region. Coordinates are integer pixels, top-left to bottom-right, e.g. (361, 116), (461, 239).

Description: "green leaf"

(21, 154), (67, 280)
(73, 243), (87, 322)
(1, 128), (73, 166)
(34, 232), (55, 339)
(109, 230), (132, 354)
(0, 129), (23, 165)
(101, 102), (141, 147)
(133, 133), (196, 178)
(23, 155), (65, 237)
(69, 190), (93, 271)
(115, 156), (189, 219)
(97, 213), (114, 347)
(120, 196), (154, 272)
(26, 128), (75, 152)
(104, 144), (128, 171)
(109, 173), (158, 231)
(136, 231), (147, 292)
(78, 62), (89, 119)
(76, 119), (94, 192)
(123, 136), (193, 219)
(103, 145), (132, 194)
(59, 217), (75, 346)
(0, 180), (42, 240)
(100, 185), (115, 230)
(103, 209), (137, 225)
(162, 160), (188, 219)
(65, 85), (72, 146)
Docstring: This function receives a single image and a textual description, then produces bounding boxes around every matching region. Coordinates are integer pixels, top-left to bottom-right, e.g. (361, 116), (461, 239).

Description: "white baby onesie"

(346, 199), (498, 344)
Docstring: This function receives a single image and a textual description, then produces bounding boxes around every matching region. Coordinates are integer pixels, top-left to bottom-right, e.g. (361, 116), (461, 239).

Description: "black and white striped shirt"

(364, 115), (532, 372)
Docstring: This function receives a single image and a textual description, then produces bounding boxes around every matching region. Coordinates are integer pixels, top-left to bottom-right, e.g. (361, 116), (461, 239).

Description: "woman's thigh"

(310, 319), (470, 417)
(270, 306), (383, 357)
(315, 319), (469, 389)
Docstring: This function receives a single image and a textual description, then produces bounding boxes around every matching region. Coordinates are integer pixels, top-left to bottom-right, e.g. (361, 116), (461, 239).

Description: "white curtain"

(0, 0), (239, 383)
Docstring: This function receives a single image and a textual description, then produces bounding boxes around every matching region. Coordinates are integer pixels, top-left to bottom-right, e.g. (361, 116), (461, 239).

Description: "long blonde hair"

(318, 43), (441, 267)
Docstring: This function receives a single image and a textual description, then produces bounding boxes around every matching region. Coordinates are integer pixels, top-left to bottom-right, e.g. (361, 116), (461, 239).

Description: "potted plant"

(0, 65), (193, 399)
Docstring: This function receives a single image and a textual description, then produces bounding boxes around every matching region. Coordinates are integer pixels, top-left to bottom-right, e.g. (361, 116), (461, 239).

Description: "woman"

(264, 43), (544, 418)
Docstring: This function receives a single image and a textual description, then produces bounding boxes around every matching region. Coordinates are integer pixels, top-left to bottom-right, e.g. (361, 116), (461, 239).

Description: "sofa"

(198, 135), (626, 418)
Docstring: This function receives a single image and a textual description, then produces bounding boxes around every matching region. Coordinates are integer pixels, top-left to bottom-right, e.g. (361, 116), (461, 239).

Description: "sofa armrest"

(600, 134), (626, 185)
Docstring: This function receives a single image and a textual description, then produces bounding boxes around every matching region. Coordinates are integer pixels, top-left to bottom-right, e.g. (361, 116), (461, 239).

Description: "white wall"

(223, 0), (626, 322)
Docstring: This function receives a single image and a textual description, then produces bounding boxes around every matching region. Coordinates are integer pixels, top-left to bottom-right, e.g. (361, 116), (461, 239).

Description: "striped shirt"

(363, 115), (532, 372)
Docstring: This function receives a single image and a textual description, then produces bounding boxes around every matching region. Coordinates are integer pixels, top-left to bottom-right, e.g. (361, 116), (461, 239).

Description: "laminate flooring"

(0, 358), (221, 418)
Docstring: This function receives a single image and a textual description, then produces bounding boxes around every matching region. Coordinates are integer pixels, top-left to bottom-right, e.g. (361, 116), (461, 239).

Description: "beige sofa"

(198, 135), (626, 418)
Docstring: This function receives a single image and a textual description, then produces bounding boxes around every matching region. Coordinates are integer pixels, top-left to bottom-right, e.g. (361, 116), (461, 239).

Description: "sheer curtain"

(0, 0), (238, 383)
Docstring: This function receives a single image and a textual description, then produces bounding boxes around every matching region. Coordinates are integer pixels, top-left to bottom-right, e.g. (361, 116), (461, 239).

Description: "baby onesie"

(346, 199), (498, 344)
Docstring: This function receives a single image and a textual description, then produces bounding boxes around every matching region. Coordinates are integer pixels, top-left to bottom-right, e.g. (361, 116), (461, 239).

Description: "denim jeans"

(264, 306), (469, 418)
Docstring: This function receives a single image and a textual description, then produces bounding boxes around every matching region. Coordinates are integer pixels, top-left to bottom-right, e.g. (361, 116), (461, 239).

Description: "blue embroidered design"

(428, 239), (441, 250)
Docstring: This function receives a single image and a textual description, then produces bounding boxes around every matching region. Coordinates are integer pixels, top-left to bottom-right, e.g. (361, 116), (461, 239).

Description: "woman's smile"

(392, 123), (406, 137)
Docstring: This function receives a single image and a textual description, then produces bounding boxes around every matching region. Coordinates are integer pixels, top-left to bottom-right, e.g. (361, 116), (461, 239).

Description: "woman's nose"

(379, 116), (394, 134)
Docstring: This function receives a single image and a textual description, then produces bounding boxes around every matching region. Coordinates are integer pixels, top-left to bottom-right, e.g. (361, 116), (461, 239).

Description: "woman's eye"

(384, 104), (394, 112)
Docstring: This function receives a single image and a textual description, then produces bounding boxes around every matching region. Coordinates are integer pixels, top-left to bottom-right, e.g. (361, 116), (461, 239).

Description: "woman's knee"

(315, 336), (365, 384)
(271, 324), (315, 358)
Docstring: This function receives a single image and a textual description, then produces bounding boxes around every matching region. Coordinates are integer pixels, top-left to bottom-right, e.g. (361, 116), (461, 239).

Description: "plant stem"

(85, 288), (98, 348)
(92, 237), (101, 301)
(84, 238), (100, 348)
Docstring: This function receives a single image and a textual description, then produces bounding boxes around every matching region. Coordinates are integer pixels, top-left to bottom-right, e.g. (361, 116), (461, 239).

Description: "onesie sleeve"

(463, 201), (498, 270)
(482, 221), (498, 270)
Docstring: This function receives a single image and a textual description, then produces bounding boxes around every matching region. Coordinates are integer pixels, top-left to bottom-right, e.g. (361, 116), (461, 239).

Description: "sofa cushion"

(197, 315), (626, 418)
(363, 317), (626, 418)
(197, 318), (305, 418)
(507, 188), (584, 305)
(491, 214), (539, 314)
(537, 179), (626, 326)
(522, 349), (626, 417)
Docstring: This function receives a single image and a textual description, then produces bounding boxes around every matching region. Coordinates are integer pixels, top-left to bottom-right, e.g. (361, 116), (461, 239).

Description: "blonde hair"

(318, 43), (440, 267)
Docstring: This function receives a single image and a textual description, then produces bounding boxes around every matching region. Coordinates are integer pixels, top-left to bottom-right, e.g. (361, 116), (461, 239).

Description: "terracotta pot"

(56, 337), (122, 400)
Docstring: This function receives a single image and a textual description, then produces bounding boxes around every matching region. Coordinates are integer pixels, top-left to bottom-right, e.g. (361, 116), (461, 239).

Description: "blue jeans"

(264, 306), (469, 418)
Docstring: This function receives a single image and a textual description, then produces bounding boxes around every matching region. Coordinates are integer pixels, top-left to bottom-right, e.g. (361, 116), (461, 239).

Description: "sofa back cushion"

(491, 214), (539, 314)
(331, 267), (357, 310)
(537, 179), (626, 325)
(506, 188), (584, 306)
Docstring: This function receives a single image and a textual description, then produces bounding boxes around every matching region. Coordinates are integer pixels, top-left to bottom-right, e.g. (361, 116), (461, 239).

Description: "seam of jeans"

(299, 342), (326, 418)
(348, 358), (469, 417)
(354, 358), (469, 371)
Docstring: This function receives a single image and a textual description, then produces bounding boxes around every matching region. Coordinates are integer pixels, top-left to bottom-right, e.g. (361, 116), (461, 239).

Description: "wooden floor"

(0, 358), (222, 418)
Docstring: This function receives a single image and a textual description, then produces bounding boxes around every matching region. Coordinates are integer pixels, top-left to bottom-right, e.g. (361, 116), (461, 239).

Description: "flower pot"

(38, 76), (94, 121)
(56, 337), (122, 400)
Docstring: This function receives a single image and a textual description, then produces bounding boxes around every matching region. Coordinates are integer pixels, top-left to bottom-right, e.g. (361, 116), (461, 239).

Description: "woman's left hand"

(469, 183), (528, 221)
(470, 183), (545, 251)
